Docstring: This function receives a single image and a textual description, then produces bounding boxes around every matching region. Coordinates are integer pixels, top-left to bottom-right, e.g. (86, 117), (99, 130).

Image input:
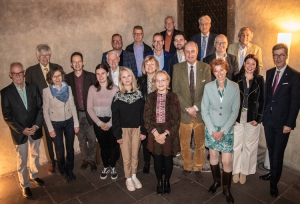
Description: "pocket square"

(202, 80), (206, 82)
(282, 83), (288, 85)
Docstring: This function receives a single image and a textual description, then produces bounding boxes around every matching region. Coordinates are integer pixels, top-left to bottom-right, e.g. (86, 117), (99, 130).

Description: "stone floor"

(0, 150), (300, 204)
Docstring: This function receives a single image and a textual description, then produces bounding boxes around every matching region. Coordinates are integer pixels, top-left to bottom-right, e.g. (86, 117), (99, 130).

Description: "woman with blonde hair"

(112, 67), (147, 191)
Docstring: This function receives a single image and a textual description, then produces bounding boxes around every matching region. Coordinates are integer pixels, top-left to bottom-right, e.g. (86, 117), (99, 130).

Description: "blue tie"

(201, 36), (207, 61)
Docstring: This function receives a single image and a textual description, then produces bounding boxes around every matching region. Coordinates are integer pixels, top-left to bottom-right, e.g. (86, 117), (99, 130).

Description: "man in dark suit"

(145, 33), (172, 71)
(203, 34), (239, 80)
(65, 52), (97, 171)
(25, 44), (61, 175)
(101, 34), (138, 77)
(191, 15), (217, 62)
(125, 25), (152, 77)
(160, 16), (182, 54)
(260, 43), (300, 197)
(1, 62), (44, 198)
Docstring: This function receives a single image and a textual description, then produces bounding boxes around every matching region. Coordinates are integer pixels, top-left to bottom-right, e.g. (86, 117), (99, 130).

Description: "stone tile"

(135, 193), (171, 204)
(205, 187), (263, 204)
(273, 197), (298, 204)
(282, 178), (300, 204)
(280, 167), (300, 186)
(116, 172), (157, 201)
(34, 163), (61, 184)
(231, 173), (288, 203)
(77, 182), (135, 204)
(0, 194), (53, 204)
(45, 172), (95, 203)
(73, 154), (86, 173)
(162, 178), (212, 203)
(0, 174), (20, 199)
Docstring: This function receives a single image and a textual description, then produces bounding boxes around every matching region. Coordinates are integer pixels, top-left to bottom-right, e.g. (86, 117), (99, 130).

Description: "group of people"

(1, 14), (299, 204)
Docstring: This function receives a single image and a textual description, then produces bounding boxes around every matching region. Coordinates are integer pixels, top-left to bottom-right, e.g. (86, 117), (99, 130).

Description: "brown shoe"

(47, 163), (55, 175)
(89, 160), (97, 172)
(195, 171), (203, 182)
(81, 160), (89, 170)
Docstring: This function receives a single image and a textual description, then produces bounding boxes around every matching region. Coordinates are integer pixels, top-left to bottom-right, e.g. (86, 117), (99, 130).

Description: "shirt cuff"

(97, 120), (103, 127)
(151, 128), (157, 134)
(193, 105), (199, 111)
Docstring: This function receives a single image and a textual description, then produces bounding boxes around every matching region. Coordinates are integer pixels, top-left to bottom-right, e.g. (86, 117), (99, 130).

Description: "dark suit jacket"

(101, 50), (138, 78)
(25, 63), (62, 96)
(263, 66), (300, 129)
(233, 73), (264, 123)
(1, 83), (43, 145)
(145, 50), (172, 71)
(203, 53), (239, 80)
(190, 32), (217, 61)
(166, 53), (179, 78)
(137, 75), (149, 101)
(160, 29), (182, 54)
(125, 42), (152, 57)
(65, 70), (96, 125)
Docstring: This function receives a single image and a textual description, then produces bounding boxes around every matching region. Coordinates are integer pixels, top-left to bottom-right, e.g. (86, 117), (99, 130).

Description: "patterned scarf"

(50, 82), (69, 103)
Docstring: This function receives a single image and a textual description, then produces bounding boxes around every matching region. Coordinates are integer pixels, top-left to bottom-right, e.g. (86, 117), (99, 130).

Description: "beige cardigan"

(43, 86), (79, 132)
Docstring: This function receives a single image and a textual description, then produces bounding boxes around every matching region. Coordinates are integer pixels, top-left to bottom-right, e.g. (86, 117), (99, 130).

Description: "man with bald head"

(227, 27), (263, 71)
(172, 41), (211, 181)
(204, 34), (239, 80)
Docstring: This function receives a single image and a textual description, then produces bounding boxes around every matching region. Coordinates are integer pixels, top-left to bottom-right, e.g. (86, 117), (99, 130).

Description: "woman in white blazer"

(201, 58), (240, 204)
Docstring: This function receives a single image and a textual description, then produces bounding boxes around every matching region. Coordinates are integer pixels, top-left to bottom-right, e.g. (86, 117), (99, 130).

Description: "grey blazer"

(201, 79), (240, 135)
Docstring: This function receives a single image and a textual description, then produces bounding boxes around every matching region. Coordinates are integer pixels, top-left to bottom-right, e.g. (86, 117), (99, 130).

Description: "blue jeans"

(52, 117), (75, 174)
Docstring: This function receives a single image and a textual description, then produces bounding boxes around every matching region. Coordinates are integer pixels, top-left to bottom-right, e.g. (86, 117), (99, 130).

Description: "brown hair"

(272, 43), (288, 55)
(46, 66), (65, 85)
(141, 56), (159, 75)
(239, 54), (260, 77)
(209, 58), (229, 75)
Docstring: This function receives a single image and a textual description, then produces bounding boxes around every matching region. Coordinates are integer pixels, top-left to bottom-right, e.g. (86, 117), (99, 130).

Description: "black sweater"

(111, 91), (147, 140)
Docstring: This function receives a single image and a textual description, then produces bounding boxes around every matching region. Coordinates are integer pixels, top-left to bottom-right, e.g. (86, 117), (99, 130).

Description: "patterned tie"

(200, 36), (207, 61)
(272, 71), (280, 96)
(190, 66), (195, 105)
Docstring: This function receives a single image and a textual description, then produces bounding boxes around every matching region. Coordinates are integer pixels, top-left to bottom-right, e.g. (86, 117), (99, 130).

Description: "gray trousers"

(15, 136), (40, 188)
(77, 111), (96, 162)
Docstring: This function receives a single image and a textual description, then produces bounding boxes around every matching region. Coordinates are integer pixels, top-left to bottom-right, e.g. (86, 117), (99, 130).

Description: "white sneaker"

(111, 167), (118, 180)
(126, 179), (135, 191)
(132, 177), (142, 189)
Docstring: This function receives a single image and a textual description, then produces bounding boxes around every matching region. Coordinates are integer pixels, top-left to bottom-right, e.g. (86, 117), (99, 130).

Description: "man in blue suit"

(260, 43), (300, 197)
(102, 34), (138, 77)
(145, 33), (172, 71)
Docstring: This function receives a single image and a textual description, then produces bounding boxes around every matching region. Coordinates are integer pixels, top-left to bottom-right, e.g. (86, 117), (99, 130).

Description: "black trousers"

(43, 122), (56, 165)
(142, 134), (151, 162)
(93, 121), (120, 168)
(153, 155), (173, 180)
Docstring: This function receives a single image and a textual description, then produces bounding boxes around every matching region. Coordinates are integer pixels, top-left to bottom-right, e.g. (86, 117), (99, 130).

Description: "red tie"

(272, 71), (280, 96)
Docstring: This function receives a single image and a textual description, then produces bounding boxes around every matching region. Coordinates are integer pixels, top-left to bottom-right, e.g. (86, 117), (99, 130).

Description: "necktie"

(200, 36), (207, 61)
(190, 66), (195, 105)
(272, 71), (280, 96)
(44, 67), (49, 85)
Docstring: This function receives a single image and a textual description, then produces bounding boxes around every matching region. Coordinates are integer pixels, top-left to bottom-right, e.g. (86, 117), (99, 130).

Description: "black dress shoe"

(81, 160), (89, 170)
(270, 185), (279, 197)
(30, 177), (45, 186)
(68, 171), (76, 181)
(89, 160), (97, 172)
(62, 173), (70, 183)
(143, 162), (150, 174)
(259, 173), (271, 180)
(156, 179), (164, 195)
(195, 171), (203, 182)
(164, 179), (171, 194)
(22, 187), (32, 198)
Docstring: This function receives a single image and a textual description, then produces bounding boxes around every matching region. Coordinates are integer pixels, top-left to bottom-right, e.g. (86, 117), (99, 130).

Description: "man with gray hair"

(106, 51), (123, 86)
(191, 15), (217, 62)
(25, 44), (62, 175)
(227, 27), (263, 71)
(2, 62), (44, 198)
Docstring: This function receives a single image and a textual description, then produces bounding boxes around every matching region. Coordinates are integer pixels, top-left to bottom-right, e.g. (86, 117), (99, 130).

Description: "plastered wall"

(0, 0), (177, 175)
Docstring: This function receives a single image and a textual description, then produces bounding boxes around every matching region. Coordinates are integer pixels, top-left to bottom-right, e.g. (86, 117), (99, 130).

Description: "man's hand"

(186, 107), (197, 118)
(249, 120), (258, 126)
(49, 130), (56, 138)
(283, 126), (291, 133)
(74, 127), (79, 134)
(140, 134), (146, 140)
(117, 139), (123, 144)
(22, 128), (33, 136)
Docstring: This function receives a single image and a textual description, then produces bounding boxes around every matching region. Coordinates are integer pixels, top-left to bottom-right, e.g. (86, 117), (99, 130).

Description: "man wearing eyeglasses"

(25, 44), (62, 176)
(1, 62), (44, 198)
(260, 43), (300, 197)
(191, 15), (217, 62)
(125, 26), (152, 77)
(102, 34), (138, 78)
(227, 27), (263, 71)
(145, 33), (172, 71)
(203, 34), (239, 80)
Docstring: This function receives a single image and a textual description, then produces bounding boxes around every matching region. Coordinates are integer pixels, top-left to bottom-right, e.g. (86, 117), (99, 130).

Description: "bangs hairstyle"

(152, 70), (171, 91)
(94, 64), (113, 92)
(141, 56), (159, 75)
(118, 67), (138, 94)
(240, 54), (260, 76)
(46, 66), (65, 85)
(209, 58), (229, 75)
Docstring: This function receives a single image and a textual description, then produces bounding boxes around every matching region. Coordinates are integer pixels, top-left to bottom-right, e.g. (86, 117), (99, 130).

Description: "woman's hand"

(100, 123), (109, 131)
(249, 120), (258, 126)
(117, 139), (123, 144)
(49, 130), (56, 138)
(74, 127), (79, 134)
(213, 131), (224, 142)
(140, 134), (146, 140)
(155, 133), (166, 144)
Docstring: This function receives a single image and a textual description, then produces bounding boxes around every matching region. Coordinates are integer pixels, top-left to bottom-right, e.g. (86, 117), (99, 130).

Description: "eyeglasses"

(134, 33), (143, 36)
(155, 79), (167, 83)
(273, 54), (287, 58)
(112, 40), (122, 44)
(10, 71), (24, 77)
(200, 23), (210, 27)
(215, 41), (227, 46)
(153, 40), (163, 44)
(52, 74), (62, 79)
(145, 63), (155, 66)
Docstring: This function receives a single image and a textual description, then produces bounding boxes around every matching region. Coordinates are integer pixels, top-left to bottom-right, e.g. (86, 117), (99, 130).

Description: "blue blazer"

(201, 79), (240, 135)
(166, 53), (179, 78)
(145, 50), (172, 71)
(191, 32), (217, 61)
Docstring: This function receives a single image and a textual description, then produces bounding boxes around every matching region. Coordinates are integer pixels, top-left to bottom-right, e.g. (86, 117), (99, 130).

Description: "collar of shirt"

(117, 50), (123, 57)
(40, 63), (49, 70)
(216, 52), (227, 60)
(177, 52), (186, 63)
(201, 32), (210, 38)
(133, 42), (144, 49)
(112, 66), (120, 73)
(276, 64), (287, 72)
(14, 81), (26, 90)
(239, 43), (249, 50)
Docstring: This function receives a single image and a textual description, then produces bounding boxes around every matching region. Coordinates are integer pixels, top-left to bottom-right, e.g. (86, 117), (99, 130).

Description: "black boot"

(164, 179), (171, 194)
(143, 161), (150, 174)
(222, 171), (234, 203)
(156, 179), (164, 195)
(208, 164), (221, 193)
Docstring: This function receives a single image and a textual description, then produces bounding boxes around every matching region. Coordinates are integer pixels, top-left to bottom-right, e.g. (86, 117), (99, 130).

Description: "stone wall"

(0, 0), (177, 175)
(234, 0), (300, 171)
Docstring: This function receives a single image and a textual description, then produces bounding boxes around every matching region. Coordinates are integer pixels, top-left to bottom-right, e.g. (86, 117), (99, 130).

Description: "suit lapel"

(10, 83), (28, 111)
(182, 62), (189, 91)
(25, 84), (32, 112)
(267, 68), (276, 96)
(273, 66), (290, 97)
